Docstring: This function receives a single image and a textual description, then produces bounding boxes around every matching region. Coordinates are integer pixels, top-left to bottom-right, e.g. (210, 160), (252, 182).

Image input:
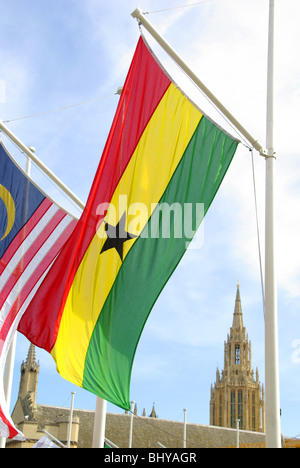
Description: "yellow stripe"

(51, 84), (202, 385)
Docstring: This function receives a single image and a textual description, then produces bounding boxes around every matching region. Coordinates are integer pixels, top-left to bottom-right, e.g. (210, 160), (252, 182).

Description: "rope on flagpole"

(3, 93), (116, 124)
(144, 1), (215, 15)
(250, 147), (265, 319)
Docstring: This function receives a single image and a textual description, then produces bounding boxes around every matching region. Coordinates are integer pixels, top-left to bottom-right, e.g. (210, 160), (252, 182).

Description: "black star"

(100, 212), (137, 261)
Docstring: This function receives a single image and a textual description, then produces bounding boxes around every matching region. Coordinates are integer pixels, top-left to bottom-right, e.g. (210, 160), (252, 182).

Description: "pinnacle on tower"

(149, 404), (157, 418)
(21, 343), (39, 373)
(232, 281), (244, 329)
(25, 343), (38, 370)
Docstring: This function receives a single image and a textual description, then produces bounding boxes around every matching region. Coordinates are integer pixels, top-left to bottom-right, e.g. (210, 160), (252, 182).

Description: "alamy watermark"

(95, 195), (205, 250)
(292, 339), (300, 364)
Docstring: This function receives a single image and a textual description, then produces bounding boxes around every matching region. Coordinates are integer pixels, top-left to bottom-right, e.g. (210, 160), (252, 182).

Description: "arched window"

(238, 390), (243, 429)
(231, 391), (236, 428)
(252, 392), (256, 430)
(235, 345), (240, 365)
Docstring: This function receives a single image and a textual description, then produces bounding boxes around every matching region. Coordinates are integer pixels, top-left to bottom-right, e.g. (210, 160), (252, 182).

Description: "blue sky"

(1, 0), (300, 441)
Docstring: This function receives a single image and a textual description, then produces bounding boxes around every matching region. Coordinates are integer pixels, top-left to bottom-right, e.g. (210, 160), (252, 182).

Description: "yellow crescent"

(0, 184), (16, 241)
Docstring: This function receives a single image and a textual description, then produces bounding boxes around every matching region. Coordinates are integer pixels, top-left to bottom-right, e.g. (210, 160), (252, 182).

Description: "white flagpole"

(0, 336), (17, 448)
(265, 0), (281, 448)
(131, 7), (265, 156)
(129, 401), (134, 448)
(236, 419), (240, 449)
(67, 391), (75, 448)
(0, 120), (85, 211)
(92, 397), (107, 448)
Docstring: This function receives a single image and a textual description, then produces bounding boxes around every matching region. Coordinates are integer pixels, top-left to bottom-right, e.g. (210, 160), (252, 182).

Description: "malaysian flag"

(0, 142), (77, 440)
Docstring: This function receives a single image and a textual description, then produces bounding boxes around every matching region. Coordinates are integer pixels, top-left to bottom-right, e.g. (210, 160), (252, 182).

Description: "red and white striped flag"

(0, 142), (77, 440)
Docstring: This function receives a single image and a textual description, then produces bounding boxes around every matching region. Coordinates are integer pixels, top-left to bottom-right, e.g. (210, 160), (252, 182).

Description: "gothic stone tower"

(210, 284), (265, 432)
(13, 343), (40, 423)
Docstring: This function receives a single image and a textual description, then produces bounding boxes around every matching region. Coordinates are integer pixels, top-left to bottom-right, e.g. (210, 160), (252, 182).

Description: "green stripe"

(82, 116), (238, 409)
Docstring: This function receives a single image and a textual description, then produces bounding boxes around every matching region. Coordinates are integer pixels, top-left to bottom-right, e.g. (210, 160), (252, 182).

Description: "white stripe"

(0, 419), (10, 439)
(0, 204), (60, 289)
(0, 214), (74, 327)
(0, 264), (51, 371)
(0, 262), (52, 370)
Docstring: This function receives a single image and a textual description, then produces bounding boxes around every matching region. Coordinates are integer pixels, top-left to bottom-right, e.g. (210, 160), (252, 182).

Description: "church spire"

(24, 343), (38, 371)
(19, 343), (40, 406)
(210, 283), (265, 432)
(232, 281), (243, 329)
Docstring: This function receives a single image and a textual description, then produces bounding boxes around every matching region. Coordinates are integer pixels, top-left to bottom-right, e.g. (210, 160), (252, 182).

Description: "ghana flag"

(18, 36), (239, 410)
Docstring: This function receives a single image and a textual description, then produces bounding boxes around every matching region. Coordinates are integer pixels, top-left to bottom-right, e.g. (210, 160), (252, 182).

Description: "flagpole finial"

(131, 7), (143, 20)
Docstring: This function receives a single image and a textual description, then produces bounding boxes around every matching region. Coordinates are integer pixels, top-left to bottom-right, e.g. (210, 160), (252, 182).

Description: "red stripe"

(0, 407), (18, 439)
(0, 198), (52, 275)
(0, 219), (77, 352)
(0, 209), (67, 310)
(18, 37), (171, 352)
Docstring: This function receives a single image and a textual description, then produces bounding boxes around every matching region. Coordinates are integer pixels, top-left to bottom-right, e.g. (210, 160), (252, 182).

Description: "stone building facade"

(209, 284), (265, 432)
